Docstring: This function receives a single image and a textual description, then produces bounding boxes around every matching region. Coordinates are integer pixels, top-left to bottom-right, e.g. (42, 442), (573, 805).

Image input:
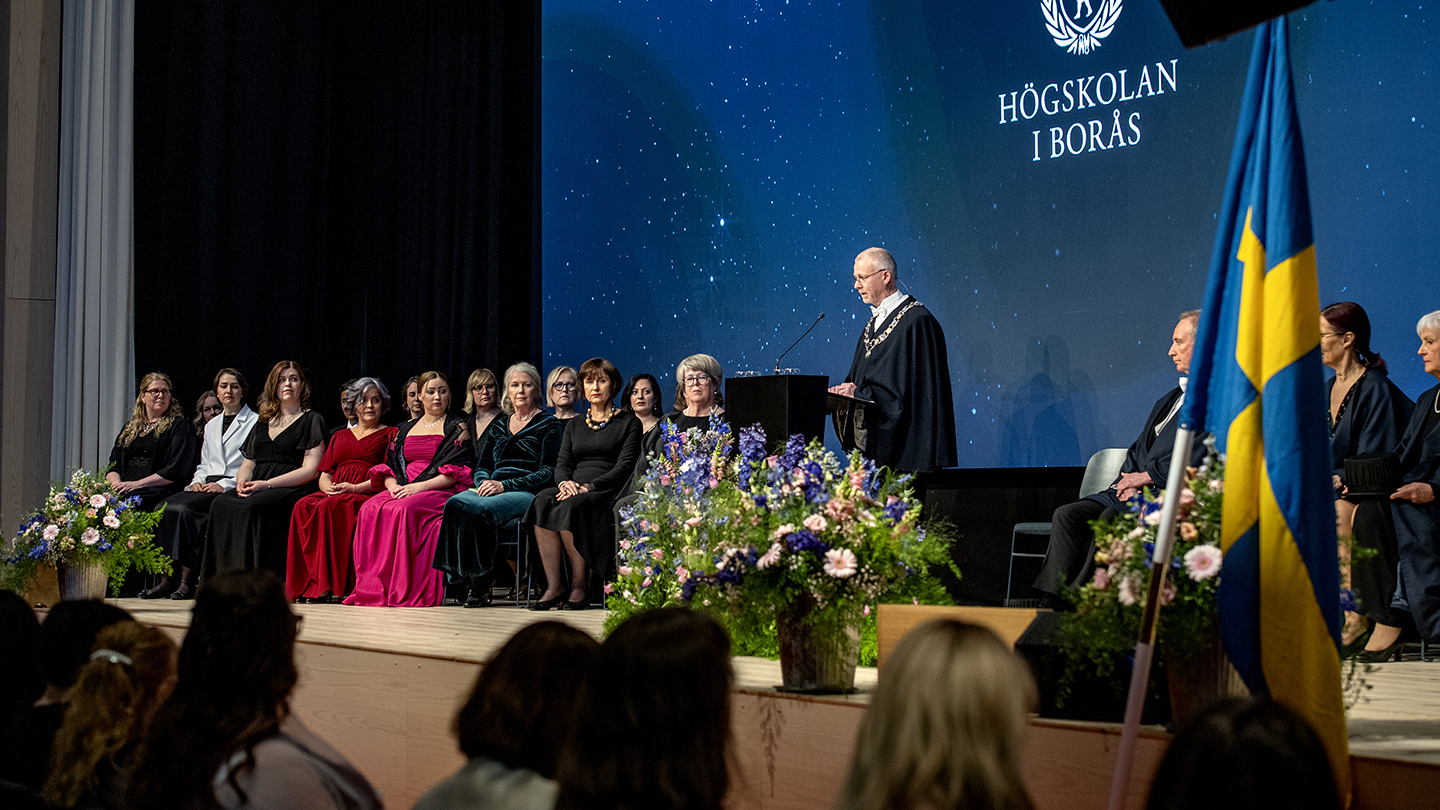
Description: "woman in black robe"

(201, 362), (327, 583)
(527, 358), (641, 610)
(664, 354), (725, 434)
(1385, 310), (1440, 656)
(105, 372), (197, 511)
(1319, 302), (1414, 655)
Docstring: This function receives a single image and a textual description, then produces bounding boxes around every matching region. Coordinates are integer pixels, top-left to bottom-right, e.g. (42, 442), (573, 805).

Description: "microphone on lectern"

(773, 313), (825, 374)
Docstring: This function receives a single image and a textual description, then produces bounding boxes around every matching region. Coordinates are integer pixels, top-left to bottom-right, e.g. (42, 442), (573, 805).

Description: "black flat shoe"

(1355, 637), (1406, 663)
(169, 583), (196, 600)
(138, 582), (174, 600)
(463, 589), (493, 609)
(529, 596), (564, 611)
(559, 600), (589, 611)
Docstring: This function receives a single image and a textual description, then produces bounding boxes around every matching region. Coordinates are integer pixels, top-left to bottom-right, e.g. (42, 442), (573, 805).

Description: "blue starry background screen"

(541, 0), (1438, 468)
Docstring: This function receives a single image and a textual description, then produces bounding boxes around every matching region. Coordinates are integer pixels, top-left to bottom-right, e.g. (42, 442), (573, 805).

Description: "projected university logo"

(1042, 0), (1122, 55)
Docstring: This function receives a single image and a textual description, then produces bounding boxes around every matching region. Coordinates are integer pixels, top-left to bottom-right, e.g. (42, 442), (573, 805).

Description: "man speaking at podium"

(828, 247), (957, 474)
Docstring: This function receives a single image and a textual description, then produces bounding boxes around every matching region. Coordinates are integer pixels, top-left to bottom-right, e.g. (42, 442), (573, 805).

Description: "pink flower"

(619, 540), (631, 551)
(81, 528), (101, 546)
(103, 514), (120, 529)
(757, 542), (782, 569)
(604, 582), (614, 595)
(676, 566), (690, 584)
(803, 514), (828, 533)
(684, 516), (704, 528)
(42, 524), (59, 540)
(1118, 576), (1140, 606)
(89, 494), (106, 508)
(772, 524), (795, 540)
(86, 508), (98, 518)
(912, 597), (920, 606)
(1183, 544), (1223, 581)
(1143, 509), (1163, 526)
(659, 474), (670, 485)
(765, 455), (778, 467)
(849, 471), (867, 489)
(708, 477), (719, 489)
(825, 499), (854, 521)
(1126, 526), (1146, 540)
(822, 548), (858, 578)
(641, 577), (652, 588)
(1208, 478), (1224, 492)
(863, 604), (871, 617)
(127, 539), (134, 548)
(651, 548), (664, 560)
(1161, 580), (1178, 606)
(1178, 488), (1196, 506)
(1179, 521), (1198, 540)
(618, 565), (632, 576)
(1092, 567), (1110, 590)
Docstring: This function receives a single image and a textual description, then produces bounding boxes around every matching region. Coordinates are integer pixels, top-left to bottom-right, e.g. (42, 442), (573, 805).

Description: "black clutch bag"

(1343, 453), (1401, 498)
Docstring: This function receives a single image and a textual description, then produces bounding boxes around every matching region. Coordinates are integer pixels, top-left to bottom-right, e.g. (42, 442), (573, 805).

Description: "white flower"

(102, 514), (121, 529)
(1126, 526), (1146, 540)
(42, 524), (60, 540)
(89, 494), (107, 508)
(757, 542), (782, 569)
(1143, 509), (1162, 526)
(1118, 575), (1140, 606)
(1183, 544), (1223, 581)
(80, 528), (101, 546)
(771, 523), (795, 541)
(822, 548), (858, 578)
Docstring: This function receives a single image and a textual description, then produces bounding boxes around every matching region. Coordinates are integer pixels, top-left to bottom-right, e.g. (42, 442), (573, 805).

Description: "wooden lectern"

(724, 374), (829, 447)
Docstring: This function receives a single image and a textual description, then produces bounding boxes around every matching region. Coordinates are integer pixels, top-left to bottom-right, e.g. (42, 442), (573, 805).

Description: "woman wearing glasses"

(105, 372), (198, 511)
(527, 358), (641, 610)
(666, 354), (726, 432)
(546, 366), (580, 421)
(464, 368), (504, 457)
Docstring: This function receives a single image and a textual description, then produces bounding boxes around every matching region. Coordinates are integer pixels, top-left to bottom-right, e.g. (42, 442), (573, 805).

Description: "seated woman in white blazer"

(139, 368), (260, 600)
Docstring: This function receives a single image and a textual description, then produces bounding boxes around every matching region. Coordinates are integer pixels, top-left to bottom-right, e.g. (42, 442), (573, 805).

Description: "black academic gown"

(1033, 385), (1210, 597)
(841, 298), (957, 473)
(1328, 370), (1414, 483)
(1390, 384), (1440, 639)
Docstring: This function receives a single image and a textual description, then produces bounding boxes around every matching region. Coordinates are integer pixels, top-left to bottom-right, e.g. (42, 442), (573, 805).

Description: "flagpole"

(1105, 426), (1195, 810)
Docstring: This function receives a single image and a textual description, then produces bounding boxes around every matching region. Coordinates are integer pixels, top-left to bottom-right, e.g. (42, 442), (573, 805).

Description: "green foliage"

(603, 420), (956, 661)
(2, 466), (172, 595)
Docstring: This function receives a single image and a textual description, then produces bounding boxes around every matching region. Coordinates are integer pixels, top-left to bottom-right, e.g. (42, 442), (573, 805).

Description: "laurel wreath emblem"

(1042, 0), (1122, 55)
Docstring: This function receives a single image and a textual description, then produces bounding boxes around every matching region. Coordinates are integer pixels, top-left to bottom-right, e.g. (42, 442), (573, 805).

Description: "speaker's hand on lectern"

(829, 382), (857, 398)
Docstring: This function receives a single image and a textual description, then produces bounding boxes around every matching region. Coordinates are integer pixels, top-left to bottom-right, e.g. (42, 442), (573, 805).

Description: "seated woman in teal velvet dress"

(433, 362), (563, 607)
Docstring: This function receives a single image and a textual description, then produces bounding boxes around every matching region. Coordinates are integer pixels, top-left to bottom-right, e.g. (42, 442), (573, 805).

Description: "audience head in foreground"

(556, 607), (734, 810)
(834, 619), (1037, 810)
(42, 621), (177, 809)
(1146, 696), (1341, 810)
(413, 621), (601, 810)
(131, 569), (381, 810)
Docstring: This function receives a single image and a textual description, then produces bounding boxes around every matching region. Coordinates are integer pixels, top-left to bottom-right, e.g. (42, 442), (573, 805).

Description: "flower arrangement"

(2, 468), (171, 596)
(606, 418), (955, 665)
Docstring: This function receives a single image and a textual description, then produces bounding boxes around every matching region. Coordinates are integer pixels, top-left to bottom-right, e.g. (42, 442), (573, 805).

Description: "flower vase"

(56, 561), (109, 601)
(775, 595), (861, 693)
(1165, 631), (1248, 728)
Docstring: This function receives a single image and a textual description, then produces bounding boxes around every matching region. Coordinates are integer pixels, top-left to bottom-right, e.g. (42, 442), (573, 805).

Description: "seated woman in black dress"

(546, 365), (580, 421)
(1319, 302), (1414, 656)
(201, 361), (327, 583)
(1386, 310), (1440, 655)
(528, 358), (641, 610)
(666, 353), (726, 432)
(434, 363), (563, 608)
(105, 372), (197, 511)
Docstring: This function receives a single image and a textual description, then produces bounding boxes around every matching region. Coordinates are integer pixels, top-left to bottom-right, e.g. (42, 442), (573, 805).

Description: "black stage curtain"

(134, 1), (540, 427)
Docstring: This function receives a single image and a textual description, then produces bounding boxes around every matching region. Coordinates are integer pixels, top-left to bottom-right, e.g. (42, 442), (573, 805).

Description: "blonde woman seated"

(666, 353), (726, 432)
(834, 620), (1037, 810)
(547, 365), (580, 420)
(105, 372), (198, 511)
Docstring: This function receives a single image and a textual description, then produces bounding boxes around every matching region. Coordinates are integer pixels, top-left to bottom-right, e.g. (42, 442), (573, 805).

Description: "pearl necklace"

(419, 414), (445, 430)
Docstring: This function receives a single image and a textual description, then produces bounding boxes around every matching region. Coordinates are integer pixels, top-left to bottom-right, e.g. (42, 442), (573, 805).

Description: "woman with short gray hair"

(434, 363), (563, 607)
(284, 377), (399, 603)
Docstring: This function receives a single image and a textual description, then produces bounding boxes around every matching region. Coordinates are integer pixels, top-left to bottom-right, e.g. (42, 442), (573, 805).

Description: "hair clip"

(90, 649), (133, 666)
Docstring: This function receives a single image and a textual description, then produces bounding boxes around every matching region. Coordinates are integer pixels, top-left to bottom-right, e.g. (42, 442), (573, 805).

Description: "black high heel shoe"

(528, 595), (565, 611)
(1355, 637), (1405, 663)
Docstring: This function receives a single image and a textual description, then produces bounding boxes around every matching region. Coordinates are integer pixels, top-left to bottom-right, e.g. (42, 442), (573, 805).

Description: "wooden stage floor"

(116, 598), (1440, 810)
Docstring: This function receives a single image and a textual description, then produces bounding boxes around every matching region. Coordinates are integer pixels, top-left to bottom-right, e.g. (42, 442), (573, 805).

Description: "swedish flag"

(1178, 18), (1348, 791)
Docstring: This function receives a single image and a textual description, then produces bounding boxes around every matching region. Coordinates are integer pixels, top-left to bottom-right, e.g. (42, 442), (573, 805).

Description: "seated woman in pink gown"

(344, 371), (474, 607)
(285, 377), (398, 603)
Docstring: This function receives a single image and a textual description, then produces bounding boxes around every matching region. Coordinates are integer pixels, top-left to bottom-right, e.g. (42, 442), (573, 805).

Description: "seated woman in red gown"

(285, 377), (398, 603)
(345, 371), (474, 607)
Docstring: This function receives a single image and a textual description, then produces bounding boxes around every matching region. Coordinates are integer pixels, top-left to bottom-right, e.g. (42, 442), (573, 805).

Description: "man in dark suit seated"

(1034, 310), (1209, 609)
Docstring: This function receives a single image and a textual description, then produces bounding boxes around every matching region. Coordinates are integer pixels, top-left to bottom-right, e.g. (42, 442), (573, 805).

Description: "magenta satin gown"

(343, 434), (471, 607)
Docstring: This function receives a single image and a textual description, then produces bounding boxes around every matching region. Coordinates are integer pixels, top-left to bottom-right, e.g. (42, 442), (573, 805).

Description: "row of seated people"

(110, 354), (730, 609)
(1, 576), (1344, 810)
(1034, 303), (1440, 661)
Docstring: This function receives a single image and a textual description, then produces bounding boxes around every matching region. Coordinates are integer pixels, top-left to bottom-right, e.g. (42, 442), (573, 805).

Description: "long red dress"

(343, 434), (471, 607)
(284, 426), (397, 601)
